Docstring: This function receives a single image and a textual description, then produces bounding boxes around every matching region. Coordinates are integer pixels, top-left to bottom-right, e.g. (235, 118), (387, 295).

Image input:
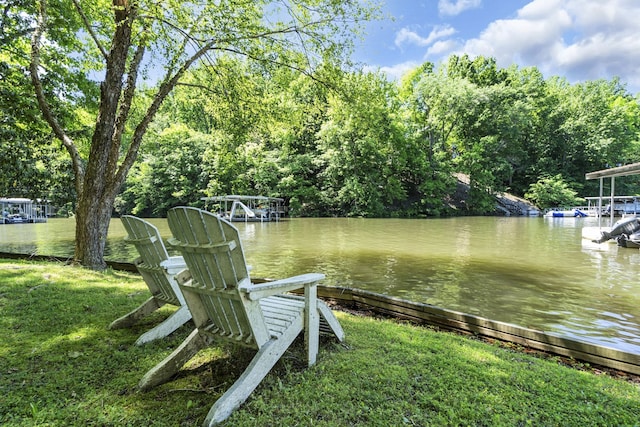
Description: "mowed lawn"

(1, 259), (639, 426)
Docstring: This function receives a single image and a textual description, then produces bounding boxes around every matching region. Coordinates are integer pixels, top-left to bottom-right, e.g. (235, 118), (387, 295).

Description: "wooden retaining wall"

(304, 286), (640, 376)
(0, 251), (138, 272)
(2, 252), (639, 375)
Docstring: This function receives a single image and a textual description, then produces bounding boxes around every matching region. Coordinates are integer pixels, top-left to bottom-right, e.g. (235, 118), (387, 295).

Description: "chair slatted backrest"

(167, 207), (269, 348)
(121, 215), (181, 306)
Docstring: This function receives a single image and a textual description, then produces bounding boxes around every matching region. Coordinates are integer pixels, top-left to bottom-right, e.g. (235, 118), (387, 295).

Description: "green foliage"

(0, 58), (77, 206)
(0, 2), (79, 205)
(10, 0), (640, 224)
(0, 61), (45, 195)
(447, 54), (508, 86)
(112, 53), (640, 218)
(2, 259), (639, 426)
(115, 124), (212, 217)
(525, 175), (584, 209)
(316, 72), (407, 217)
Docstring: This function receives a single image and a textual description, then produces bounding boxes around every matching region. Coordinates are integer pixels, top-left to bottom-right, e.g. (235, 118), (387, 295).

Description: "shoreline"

(2, 251), (639, 380)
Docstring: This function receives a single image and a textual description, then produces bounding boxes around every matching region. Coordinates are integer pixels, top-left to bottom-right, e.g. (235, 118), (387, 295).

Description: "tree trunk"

(71, 0), (134, 270)
(74, 196), (114, 270)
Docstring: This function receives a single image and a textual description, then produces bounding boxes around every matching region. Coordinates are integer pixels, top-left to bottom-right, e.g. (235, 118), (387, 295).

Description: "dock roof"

(201, 195), (284, 202)
(585, 162), (640, 180)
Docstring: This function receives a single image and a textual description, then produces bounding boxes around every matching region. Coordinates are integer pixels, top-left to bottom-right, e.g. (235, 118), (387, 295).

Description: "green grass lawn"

(1, 259), (639, 426)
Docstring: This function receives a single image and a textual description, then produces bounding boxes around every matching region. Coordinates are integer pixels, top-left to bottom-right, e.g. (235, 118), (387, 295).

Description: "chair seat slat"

(124, 235), (159, 246)
(180, 283), (244, 300)
(168, 239), (236, 255)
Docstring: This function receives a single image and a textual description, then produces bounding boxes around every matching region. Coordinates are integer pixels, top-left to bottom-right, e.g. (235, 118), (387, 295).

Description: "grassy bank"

(1, 259), (639, 426)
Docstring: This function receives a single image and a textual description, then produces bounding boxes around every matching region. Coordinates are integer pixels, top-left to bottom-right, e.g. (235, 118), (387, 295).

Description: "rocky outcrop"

(454, 173), (540, 216)
(495, 192), (540, 216)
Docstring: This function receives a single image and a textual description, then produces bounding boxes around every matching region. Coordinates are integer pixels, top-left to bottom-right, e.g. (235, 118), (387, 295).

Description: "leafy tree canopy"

(525, 175), (584, 209)
(25, 0), (380, 269)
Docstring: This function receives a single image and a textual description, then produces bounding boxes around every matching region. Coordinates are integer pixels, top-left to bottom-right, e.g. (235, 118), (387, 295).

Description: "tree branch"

(108, 17), (145, 183)
(107, 4), (357, 197)
(215, 46), (332, 88)
(71, 0), (108, 60)
(112, 39), (217, 194)
(175, 81), (226, 96)
(30, 0), (85, 197)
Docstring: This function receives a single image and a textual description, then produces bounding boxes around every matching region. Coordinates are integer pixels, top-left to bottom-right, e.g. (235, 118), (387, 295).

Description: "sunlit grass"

(1, 259), (639, 426)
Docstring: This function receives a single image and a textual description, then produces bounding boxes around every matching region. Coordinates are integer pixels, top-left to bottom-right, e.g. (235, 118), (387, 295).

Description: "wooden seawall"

(2, 251), (638, 375)
(300, 285), (640, 376)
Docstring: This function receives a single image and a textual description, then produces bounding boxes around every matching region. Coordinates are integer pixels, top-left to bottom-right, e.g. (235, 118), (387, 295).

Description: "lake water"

(1, 216), (639, 354)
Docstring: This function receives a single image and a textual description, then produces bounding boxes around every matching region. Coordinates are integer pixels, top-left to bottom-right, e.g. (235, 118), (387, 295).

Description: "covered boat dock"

(1, 198), (51, 224)
(201, 195), (286, 222)
(585, 162), (640, 227)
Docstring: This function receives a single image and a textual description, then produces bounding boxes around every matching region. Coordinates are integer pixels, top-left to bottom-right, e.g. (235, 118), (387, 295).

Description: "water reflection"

(1, 216), (639, 353)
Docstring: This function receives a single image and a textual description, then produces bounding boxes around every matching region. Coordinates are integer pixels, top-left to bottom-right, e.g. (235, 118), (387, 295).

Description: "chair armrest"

(160, 256), (187, 275)
(241, 273), (325, 300)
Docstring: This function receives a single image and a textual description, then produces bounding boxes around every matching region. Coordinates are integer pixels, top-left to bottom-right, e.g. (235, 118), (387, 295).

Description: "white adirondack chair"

(109, 215), (192, 345)
(139, 206), (345, 426)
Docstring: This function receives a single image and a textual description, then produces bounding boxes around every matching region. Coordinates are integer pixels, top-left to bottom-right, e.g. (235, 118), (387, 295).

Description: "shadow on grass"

(0, 261), (335, 426)
(0, 262), (218, 425)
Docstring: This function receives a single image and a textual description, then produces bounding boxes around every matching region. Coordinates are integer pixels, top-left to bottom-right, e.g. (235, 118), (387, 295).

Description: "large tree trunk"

(74, 197), (114, 270)
(70, 0), (134, 270)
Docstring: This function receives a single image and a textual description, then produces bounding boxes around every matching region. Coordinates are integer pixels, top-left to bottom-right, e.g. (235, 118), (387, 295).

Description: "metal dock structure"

(1, 198), (51, 224)
(201, 195), (286, 222)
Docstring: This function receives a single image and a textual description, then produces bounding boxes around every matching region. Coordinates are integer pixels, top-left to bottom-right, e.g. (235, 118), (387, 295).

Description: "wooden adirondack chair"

(109, 215), (192, 345)
(139, 206), (345, 426)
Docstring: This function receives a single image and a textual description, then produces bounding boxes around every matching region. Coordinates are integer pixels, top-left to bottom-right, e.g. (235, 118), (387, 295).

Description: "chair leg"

(109, 297), (163, 330)
(316, 302), (345, 342)
(135, 305), (192, 345)
(305, 285), (319, 366)
(139, 329), (205, 391)
(203, 321), (302, 427)
(278, 295), (345, 342)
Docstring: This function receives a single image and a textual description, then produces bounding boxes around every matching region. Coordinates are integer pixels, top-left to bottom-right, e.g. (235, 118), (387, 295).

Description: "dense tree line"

(114, 55), (640, 217)
(6, 0), (376, 269)
(3, 7), (639, 219)
(4, 1), (640, 270)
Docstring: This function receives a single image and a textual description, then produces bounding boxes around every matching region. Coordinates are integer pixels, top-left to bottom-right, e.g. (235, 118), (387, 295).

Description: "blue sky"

(352, 0), (640, 94)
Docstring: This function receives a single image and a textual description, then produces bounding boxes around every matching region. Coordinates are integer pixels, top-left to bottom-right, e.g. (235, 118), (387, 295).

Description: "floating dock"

(201, 195), (286, 222)
(1, 198), (51, 224)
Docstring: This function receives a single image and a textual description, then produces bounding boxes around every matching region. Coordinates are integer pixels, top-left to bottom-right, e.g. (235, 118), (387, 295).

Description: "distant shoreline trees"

(1, 1), (639, 270)
(113, 55), (640, 218)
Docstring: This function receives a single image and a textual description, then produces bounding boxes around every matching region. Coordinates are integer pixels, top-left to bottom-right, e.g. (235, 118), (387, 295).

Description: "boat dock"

(201, 195), (286, 222)
(583, 195), (640, 216)
(584, 162), (640, 224)
(582, 162), (640, 242)
(1, 198), (51, 224)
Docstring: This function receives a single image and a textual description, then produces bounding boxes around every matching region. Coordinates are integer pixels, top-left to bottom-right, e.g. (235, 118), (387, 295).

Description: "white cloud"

(395, 25), (457, 48)
(368, 61), (420, 81)
(371, 0), (640, 93)
(458, 1), (572, 68)
(438, 0), (481, 16)
(432, 0), (640, 92)
(427, 39), (461, 56)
